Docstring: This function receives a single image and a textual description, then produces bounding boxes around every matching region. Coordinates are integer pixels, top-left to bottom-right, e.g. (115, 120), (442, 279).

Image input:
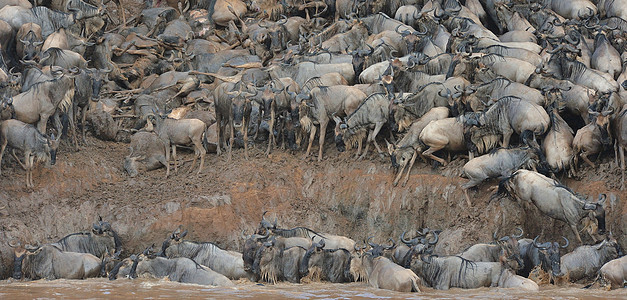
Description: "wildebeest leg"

(422, 145), (447, 166)
(355, 138), (363, 159)
(26, 153), (34, 188)
(615, 141), (619, 168)
(462, 180), (478, 207)
(267, 108), (275, 156)
(502, 129), (513, 148)
(401, 150), (418, 187)
(81, 106), (89, 144)
(67, 108), (78, 151)
(228, 119), (234, 162)
(172, 145), (178, 172)
(620, 146), (625, 190)
(393, 163), (407, 187)
(570, 224), (583, 244)
(0, 136), (6, 175)
(371, 122), (385, 155)
(318, 121), (327, 162)
(11, 150), (27, 170)
(244, 116), (249, 160)
(580, 151), (596, 168)
(305, 126), (317, 159)
(359, 135), (370, 160)
(192, 137), (204, 175)
(215, 113), (222, 156)
(164, 142), (171, 178)
(37, 113), (51, 135)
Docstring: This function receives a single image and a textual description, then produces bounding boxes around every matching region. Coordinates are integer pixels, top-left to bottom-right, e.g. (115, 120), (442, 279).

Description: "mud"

(0, 135), (625, 281)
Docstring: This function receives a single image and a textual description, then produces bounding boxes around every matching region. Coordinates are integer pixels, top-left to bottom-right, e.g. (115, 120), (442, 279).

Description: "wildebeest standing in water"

(9, 241), (101, 280)
(0, 119), (59, 188)
(158, 227), (253, 280)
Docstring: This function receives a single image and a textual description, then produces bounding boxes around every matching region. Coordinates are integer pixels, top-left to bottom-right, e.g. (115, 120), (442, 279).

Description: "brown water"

(0, 279), (625, 299)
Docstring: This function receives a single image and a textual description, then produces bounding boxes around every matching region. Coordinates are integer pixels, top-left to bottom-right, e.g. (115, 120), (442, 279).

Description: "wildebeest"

(461, 147), (541, 205)
(498, 170), (607, 244)
(123, 131), (167, 177)
(518, 236), (569, 279)
(334, 93), (390, 159)
(388, 107), (449, 186)
(257, 77), (299, 155)
(458, 228), (524, 269)
(573, 110), (612, 171)
(252, 239), (308, 283)
(298, 85), (366, 161)
(50, 217), (122, 257)
(543, 107), (575, 176)
(9, 242), (101, 280)
(589, 255), (627, 289)
(408, 252), (537, 290)
(0, 6), (78, 38)
(357, 251), (421, 292)
(467, 96), (550, 149)
(72, 68), (111, 144)
(10, 70), (75, 136)
(214, 82), (254, 161)
(299, 240), (353, 283)
(0, 119), (59, 188)
(158, 227), (253, 280)
(560, 236), (623, 282)
(110, 254), (234, 286)
(16, 22), (43, 61)
(148, 113), (207, 177)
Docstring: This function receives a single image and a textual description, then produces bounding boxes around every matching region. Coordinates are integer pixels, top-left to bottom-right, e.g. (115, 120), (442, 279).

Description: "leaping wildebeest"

(498, 169), (607, 244)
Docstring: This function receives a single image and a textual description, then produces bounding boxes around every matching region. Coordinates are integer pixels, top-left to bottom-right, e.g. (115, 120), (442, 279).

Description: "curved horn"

(532, 236), (549, 250)
(547, 44), (564, 54)
(386, 238), (396, 250)
(8, 239), (21, 248)
(401, 231), (419, 245)
(367, 236), (376, 248)
(512, 227), (523, 238)
(560, 236), (569, 249)
(428, 231), (439, 245)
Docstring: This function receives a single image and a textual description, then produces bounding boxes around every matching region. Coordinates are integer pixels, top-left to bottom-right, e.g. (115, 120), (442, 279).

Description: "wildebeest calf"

(0, 119), (59, 188)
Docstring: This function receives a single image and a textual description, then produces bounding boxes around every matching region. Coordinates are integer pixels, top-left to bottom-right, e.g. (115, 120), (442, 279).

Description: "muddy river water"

(1, 279), (625, 299)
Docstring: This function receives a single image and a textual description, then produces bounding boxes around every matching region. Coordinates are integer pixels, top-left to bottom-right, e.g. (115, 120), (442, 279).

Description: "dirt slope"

(0, 136), (625, 279)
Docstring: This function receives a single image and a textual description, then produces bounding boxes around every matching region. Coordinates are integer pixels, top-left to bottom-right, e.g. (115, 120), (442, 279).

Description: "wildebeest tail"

(494, 172), (516, 200)
(521, 130), (540, 149)
(583, 272), (603, 289)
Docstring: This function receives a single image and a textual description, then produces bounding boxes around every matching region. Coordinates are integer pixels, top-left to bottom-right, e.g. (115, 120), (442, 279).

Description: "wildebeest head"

(226, 89), (255, 130)
(20, 31), (44, 61)
(532, 235), (568, 277)
(583, 194), (607, 235)
(157, 225), (188, 257)
(8, 240), (43, 279)
(86, 68), (112, 101)
(366, 236), (395, 257)
(494, 228), (524, 271)
(333, 115), (347, 153)
(92, 216), (122, 251)
(242, 229), (269, 275)
(387, 141), (414, 173)
(39, 133), (59, 166)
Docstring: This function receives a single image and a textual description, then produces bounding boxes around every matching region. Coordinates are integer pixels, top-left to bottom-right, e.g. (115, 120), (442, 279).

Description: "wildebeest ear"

(179, 230), (188, 239)
(597, 194), (607, 204)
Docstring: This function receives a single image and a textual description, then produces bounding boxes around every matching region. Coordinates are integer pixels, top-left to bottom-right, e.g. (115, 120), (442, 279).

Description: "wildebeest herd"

(0, 0), (625, 293)
(6, 214), (625, 291)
